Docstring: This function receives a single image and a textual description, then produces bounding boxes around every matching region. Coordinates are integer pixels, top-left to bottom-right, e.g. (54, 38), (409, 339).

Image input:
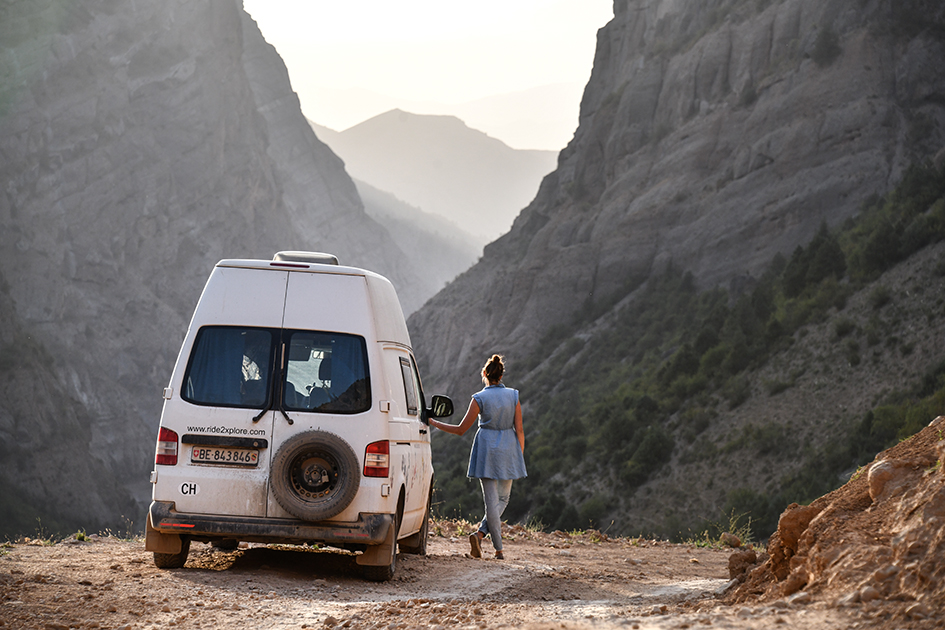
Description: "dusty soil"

(2, 522), (860, 630)
(5, 417), (945, 630)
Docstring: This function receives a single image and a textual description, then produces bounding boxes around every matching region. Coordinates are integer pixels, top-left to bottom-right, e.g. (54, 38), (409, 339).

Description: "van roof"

(216, 257), (364, 275)
(212, 254), (411, 347)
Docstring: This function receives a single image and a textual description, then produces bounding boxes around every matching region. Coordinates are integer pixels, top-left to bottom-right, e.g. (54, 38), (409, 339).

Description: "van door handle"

(419, 429), (427, 435)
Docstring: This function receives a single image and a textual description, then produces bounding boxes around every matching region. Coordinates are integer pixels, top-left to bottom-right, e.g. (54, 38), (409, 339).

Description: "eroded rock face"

(732, 417), (945, 613)
(728, 548), (758, 582)
(763, 503), (822, 583)
(409, 0), (945, 397)
(0, 0), (420, 533)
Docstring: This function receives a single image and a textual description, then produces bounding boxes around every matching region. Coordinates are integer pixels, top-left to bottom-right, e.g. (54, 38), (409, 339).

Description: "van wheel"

(270, 431), (360, 521)
(153, 537), (190, 569)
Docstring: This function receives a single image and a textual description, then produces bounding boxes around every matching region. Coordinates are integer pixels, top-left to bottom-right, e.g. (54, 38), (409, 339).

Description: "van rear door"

(157, 267), (287, 518)
(266, 270), (376, 519)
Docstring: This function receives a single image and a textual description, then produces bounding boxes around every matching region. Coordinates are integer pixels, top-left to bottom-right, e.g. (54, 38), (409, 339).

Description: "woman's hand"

(429, 399), (479, 436)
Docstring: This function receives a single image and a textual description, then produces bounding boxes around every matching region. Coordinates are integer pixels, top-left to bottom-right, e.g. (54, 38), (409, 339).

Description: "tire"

(362, 512), (398, 582)
(153, 536), (190, 569)
(270, 430), (361, 521)
(399, 486), (431, 556)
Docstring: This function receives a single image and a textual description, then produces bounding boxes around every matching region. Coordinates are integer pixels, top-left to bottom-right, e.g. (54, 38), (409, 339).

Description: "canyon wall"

(410, 0), (945, 396)
(0, 0), (421, 534)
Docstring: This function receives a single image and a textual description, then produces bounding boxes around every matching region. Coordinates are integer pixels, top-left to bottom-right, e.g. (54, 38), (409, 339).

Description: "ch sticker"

(180, 482), (200, 496)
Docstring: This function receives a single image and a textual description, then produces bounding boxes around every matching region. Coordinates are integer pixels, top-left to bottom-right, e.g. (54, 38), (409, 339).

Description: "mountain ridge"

(299, 82), (585, 151)
(312, 109), (558, 243)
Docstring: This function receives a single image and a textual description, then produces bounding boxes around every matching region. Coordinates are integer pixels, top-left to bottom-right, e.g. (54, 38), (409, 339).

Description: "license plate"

(191, 446), (259, 466)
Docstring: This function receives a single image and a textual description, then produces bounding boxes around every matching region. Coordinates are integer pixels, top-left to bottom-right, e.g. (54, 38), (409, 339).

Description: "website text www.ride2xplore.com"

(186, 426), (267, 436)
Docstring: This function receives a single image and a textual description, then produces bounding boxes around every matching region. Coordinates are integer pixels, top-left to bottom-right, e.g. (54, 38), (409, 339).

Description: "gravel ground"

(0, 522), (862, 630)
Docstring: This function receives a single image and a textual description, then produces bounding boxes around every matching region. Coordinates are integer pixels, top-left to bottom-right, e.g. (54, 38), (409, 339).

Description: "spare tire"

(270, 430), (361, 521)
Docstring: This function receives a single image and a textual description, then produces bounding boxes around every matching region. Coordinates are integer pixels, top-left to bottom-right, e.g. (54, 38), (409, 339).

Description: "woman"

(428, 354), (526, 559)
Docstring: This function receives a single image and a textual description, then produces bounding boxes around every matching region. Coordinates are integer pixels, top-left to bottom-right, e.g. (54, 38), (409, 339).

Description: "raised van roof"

(213, 253), (411, 347)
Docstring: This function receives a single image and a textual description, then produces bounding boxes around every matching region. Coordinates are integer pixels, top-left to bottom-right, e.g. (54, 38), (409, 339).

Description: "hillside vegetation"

(431, 159), (945, 540)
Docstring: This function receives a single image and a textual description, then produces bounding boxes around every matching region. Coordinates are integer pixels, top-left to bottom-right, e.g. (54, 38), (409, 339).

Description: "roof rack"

(272, 251), (339, 265)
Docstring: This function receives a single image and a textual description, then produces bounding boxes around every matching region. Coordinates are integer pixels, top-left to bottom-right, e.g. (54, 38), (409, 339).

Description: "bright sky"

(241, 0), (613, 150)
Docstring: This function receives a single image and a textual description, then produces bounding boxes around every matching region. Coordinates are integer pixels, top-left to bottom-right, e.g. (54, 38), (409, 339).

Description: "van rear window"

(184, 327), (275, 408)
(183, 326), (370, 414)
(283, 331), (370, 414)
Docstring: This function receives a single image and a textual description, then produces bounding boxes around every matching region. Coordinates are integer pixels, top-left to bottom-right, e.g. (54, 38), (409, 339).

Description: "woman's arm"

(514, 401), (524, 453)
(429, 398), (479, 436)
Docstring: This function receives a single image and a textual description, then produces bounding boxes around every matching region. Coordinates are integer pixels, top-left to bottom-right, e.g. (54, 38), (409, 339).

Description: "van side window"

(410, 356), (427, 414)
(283, 331), (371, 414)
(399, 357), (419, 415)
(183, 327), (275, 408)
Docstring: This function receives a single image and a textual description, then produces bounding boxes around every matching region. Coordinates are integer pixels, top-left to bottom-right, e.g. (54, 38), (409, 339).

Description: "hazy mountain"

(409, 0), (945, 535)
(311, 110), (558, 244)
(308, 83), (585, 151)
(310, 120), (484, 298)
(0, 0), (430, 537)
(353, 179), (481, 300)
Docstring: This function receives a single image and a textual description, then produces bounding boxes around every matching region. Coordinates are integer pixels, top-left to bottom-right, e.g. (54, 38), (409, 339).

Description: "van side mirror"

(428, 395), (454, 419)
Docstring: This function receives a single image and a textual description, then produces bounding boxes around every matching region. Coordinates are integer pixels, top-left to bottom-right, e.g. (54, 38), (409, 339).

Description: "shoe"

(495, 550), (505, 560)
(469, 533), (482, 558)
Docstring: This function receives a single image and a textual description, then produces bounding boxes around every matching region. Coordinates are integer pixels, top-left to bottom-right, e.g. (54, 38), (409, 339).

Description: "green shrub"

(834, 317), (857, 339)
(765, 379), (793, 396)
(845, 338), (861, 366)
(579, 494), (612, 529)
(555, 504), (583, 532)
(620, 427), (675, 487)
(723, 376), (751, 409)
(530, 494), (584, 533)
(869, 285), (892, 309)
(723, 490), (780, 541)
(700, 344), (729, 374)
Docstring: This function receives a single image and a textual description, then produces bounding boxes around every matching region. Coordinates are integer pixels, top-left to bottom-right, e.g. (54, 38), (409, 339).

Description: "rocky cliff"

(408, 0), (945, 535)
(410, 0), (945, 396)
(0, 0), (424, 536)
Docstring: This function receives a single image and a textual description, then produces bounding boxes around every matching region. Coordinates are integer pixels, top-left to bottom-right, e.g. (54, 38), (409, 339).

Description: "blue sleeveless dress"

(466, 384), (527, 480)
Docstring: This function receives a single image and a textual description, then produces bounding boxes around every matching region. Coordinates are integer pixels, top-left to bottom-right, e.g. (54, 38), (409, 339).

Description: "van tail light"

(156, 427), (179, 466)
(363, 440), (389, 478)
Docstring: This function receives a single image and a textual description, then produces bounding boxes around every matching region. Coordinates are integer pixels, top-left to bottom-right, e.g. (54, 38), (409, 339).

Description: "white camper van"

(146, 252), (453, 581)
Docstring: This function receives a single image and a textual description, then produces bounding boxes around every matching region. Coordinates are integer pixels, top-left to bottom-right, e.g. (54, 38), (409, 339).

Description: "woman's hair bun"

(482, 354), (505, 383)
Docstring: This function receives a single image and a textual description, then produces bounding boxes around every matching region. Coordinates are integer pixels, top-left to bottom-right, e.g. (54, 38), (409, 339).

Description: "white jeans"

(477, 478), (513, 550)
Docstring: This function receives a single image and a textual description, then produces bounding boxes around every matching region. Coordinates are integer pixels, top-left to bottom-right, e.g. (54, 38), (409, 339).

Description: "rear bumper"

(148, 500), (392, 546)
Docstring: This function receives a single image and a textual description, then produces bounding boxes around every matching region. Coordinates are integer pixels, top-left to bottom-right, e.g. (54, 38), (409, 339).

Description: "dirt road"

(0, 522), (864, 630)
(8, 422), (945, 630)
